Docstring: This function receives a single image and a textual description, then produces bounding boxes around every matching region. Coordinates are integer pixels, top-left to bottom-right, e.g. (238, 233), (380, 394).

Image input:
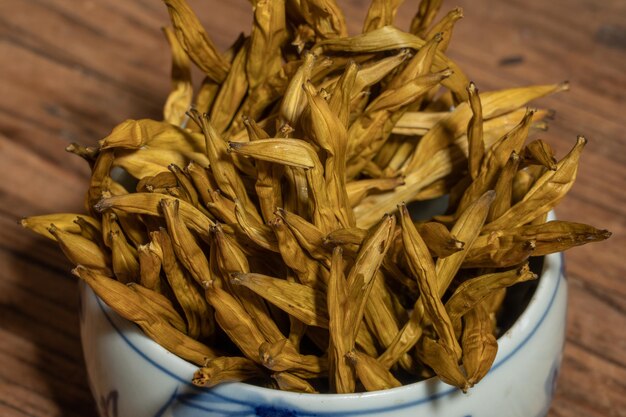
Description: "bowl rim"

(85, 248), (564, 409)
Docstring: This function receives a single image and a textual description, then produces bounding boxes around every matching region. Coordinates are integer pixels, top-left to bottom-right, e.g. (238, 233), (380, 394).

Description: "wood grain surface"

(0, 0), (624, 416)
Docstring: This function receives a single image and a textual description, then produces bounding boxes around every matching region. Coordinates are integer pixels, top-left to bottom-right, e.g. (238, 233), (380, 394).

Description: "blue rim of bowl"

(91, 251), (563, 414)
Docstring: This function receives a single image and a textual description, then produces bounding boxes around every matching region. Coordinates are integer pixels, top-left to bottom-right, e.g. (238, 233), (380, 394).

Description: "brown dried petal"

(259, 338), (327, 377)
(95, 193), (215, 241)
(445, 264), (537, 324)
(204, 281), (268, 363)
(362, 0), (403, 33)
(74, 266), (219, 365)
(461, 304), (498, 385)
(127, 283), (187, 333)
(156, 229), (215, 340)
(21, 214), (100, 241)
(162, 27), (193, 126)
(163, 0), (229, 82)
(193, 357), (264, 388)
(410, 0), (443, 36)
(48, 224), (110, 273)
(161, 199), (211, 285)
(327, 247), (356, 393)
(399, 205), (461, 359)
(346, 350), (401, 391)
(485, 136), (586, 231)
(271, 372), (317, 393)
(232, 272), (328, 327)
(523, 139), (558, 170)
(417, 336), (469, 391)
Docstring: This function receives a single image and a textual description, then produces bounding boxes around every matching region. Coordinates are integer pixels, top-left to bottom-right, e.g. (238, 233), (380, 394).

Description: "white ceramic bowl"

(80, 247), (566, 417)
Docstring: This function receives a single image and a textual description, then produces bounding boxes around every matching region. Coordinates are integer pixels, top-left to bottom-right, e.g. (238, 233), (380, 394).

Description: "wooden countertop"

(0, 0), (623, 416)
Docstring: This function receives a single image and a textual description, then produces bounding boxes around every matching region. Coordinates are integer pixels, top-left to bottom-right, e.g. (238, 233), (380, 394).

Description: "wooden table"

(0, 1), (623, 416)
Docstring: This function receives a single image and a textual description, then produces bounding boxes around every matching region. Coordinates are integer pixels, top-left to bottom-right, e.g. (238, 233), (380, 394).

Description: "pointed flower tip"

(186, 108), (199, 119)
(210, 222), (224, 235)
(159, 197), (177, 210)
(228, 141), (243, 151)
(484, 190), (497, 200)
(47, 223), (59, 234)
(524, 107), (536, 117)
(397, 203), (410, 218)
(93, 198), (109, 213)
(344, 351), (357, 364)
(229, 272), (244, 285)
(71, 265), (87, 277)
(270, 216), (284, 227)
(461, 382), (472, 394)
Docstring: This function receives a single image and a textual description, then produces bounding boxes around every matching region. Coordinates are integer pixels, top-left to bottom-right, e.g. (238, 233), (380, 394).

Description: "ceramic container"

(80, 247), (566, 417)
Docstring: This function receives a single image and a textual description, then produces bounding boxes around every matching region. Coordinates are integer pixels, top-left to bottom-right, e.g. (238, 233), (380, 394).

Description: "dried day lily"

(193, 357), (264, 388)
(485, 136), (587, 231)
(163, 0), (229, 82)
(466, 82), (485, 180)
(48, 224), (111, 273)
(211, 224), (285, 343)
(270, 216), (323, 287)
(21, 213), (100, 241)
(461, 304), (498, 386)
(272, 372), (318, 393)
(327, 246), (355, 393)
(204, 280), (268, 363)
(399, 204), (461, 359)
(108, 220), (140, 284)
(24, 0), (611, 396)
(231, 272), (329, 328)
(95, 193), (215, 241)
(417, 334), (469, 391)
(259, 338), (327, 377)
(127, 282), (187, 333)
(447, 265), (536, 326)
(276, 208), (329, 264)
(74, 266), (219, 365)
(346, 350), (401, 391)
(362, 272), (406, 359)
(162, 27), (193, 126)
(156, 229), (215, 340)
(523, 139), (558, 170)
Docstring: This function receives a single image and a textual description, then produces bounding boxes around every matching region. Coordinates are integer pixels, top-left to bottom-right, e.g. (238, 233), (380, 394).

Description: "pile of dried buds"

(22, 0), (610, 393)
